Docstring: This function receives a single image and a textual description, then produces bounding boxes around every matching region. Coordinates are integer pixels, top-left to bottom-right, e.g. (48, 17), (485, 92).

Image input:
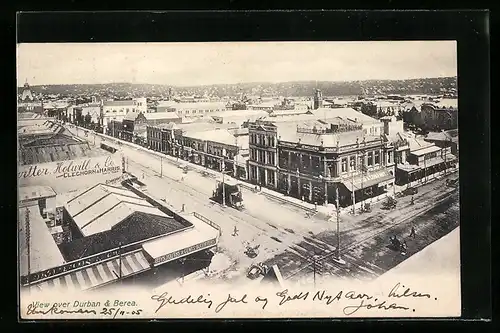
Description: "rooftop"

(19, 186), (57, 202)
(144, 112), (181, 120)
(19, 205), (66, 276)
(65, 183), (171, 237)
(184, 128), (239, 147)
(170, 102), (227, 110)
(123, 111), (140, 121)
(58, 210), (188, 262)
(142, 213), (219, 261)
(103, 100), (136, 107)
(278, 122), (380, 148)
(407, 137), (434, 152)
(410, 145), (442, 157)
(19, 137), (104, 166)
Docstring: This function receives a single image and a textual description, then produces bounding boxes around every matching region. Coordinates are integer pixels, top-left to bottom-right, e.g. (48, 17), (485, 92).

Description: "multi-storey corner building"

(248, 117), (394, 207)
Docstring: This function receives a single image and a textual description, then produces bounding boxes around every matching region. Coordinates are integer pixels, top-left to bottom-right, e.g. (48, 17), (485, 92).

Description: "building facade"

(170, 102), (228, 118)
(248, 118), (394, 207)
(420, 103), (458, 131)
(146, 125), (248, 179)
(248, 121), (279, 188)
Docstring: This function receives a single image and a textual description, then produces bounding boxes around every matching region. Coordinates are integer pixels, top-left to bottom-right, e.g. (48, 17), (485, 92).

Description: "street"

(69, 127), (460, 286)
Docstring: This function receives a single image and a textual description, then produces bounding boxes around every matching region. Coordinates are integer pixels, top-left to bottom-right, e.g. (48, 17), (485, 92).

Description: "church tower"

(20, 80), (34, 101)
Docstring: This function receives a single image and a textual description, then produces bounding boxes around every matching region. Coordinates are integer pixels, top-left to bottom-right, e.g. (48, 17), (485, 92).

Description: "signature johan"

(342, 282), (433, 316)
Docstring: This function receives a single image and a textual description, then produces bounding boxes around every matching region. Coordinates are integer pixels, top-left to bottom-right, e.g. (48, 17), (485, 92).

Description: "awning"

(27, 251), (151, 294)
(342, 168), (394, 192)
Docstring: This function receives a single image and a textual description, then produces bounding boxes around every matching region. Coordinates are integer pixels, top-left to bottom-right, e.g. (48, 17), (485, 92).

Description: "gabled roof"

(65, 183), (170, 237)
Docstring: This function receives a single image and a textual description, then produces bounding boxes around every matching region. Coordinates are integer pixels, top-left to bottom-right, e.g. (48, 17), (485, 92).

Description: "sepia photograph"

(17, 41), (461, 319)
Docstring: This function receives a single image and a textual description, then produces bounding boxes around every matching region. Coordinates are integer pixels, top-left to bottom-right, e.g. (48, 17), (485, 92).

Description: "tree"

(84, 114), (92, 127)
(361, 103), (378, 118)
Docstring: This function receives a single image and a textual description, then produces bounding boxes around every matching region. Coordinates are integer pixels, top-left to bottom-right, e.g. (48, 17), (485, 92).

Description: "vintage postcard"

(17, 41), (461, 319)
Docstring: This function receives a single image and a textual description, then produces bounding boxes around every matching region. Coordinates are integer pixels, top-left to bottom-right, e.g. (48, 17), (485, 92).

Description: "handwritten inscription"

(148, 282), (435, 316)
(214, 294), (248, 313)
(388, 283), (431, 299)
(151, 292), (213, 314)
(25, 299), (142, 318)
(275, 289), (309, 306)
(342, 299), (410, 316)
(24, 282), (438, 318)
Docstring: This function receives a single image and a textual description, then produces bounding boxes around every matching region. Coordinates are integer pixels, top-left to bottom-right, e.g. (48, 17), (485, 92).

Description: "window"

(349, 156), (356, 171)
(341, 158), (348, 173)
(126, 108), (129, 113)
(186, 110), (190, 114)
(259, 151), (266, 164)
(388, 151), (392, 164)
(375, 151), (380, 165)
(271, 136), (275, 147)
(367, 152), (374, 166)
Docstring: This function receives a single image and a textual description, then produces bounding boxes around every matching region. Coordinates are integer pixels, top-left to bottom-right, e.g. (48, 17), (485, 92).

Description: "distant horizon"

(17, 42), (457, 86)
(18, 75), (457, 89)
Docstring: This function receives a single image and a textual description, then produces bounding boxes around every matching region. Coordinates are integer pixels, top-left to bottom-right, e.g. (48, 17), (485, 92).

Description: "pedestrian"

(232, 225), (239, 236)
(314, 201), (317, 210)
(411, 196), (414, 205)
(259, 184), (262, 191)
(181, 204), (185, 212)
(410, 225), (416, 238)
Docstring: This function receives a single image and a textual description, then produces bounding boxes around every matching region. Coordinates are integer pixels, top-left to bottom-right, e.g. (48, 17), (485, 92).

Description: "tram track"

(283, 188), (459, 280)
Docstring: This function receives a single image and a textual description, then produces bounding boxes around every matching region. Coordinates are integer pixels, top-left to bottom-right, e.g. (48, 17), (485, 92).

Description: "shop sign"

(21, 246), (136, 285)
(18, 155), (121, 180)
(154, 238), (217, 265)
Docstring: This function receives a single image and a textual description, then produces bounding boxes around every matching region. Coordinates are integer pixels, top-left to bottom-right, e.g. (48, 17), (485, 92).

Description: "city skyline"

(17, 41), (457, 87)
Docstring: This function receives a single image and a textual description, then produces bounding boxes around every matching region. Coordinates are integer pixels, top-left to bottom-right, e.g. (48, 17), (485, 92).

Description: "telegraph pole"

(313, 255), (317, 288)
(424, 155), (427, 183)
(335, 185), (341, 260)
(119, 242), (122, 281)
(222, 170), (226, 207)
(393, 145), (397, 197)
(160, 156), (163, 178)
(360, 151), (365, 210)
(350, 160), (356, 215)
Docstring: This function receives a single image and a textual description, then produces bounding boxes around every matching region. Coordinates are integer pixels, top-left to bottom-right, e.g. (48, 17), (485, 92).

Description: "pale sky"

(17, 41), (457, 87)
